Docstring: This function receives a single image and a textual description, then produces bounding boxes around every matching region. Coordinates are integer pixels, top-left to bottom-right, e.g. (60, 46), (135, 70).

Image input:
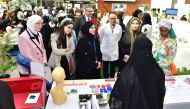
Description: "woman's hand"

(44, 63), (48, 66)
(123, 55), (130, 63)
(96, 61), (101, 69)
(65, 47), (71, 52)
(66, 45), (72, 52)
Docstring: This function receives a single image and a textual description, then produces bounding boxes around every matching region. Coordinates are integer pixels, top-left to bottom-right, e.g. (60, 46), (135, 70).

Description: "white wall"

(171, 20), (190, 69)
(151, 0), (172, 11)
(175, 0), (190, 19)
(175, 4), (190, 19)
(177, 0), (185, 4)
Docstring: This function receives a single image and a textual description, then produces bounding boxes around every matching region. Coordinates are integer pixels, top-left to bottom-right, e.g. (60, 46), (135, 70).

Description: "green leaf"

(176, 67), (190, 75)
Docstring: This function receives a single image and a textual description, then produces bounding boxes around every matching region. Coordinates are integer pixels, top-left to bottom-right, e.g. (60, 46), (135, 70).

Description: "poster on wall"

(112, 3), (127, 12)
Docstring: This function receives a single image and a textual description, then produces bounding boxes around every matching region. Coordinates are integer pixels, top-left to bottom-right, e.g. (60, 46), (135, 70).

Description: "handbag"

(69, 57), (74, 75)
(170, 62), (177, 75)
(16, 53), (31, 69)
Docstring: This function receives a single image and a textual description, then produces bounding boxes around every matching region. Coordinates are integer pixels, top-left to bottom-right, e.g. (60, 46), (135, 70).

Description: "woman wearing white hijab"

(18, 14), (47, 76)
(152, 19), (177, 76)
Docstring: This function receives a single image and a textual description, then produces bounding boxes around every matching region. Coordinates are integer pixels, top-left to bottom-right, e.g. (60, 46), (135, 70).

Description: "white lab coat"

(98, 23), (122, 61)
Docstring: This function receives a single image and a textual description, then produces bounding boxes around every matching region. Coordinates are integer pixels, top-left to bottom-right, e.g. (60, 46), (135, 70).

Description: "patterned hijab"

(158, 19), (176, 39)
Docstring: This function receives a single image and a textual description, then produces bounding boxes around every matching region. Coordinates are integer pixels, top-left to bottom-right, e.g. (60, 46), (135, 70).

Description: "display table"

(46, 75), (190, 109)
(164, 75), (190, 109)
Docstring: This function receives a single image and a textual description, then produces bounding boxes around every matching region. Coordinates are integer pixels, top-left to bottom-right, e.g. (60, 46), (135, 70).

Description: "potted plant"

(176, 67), (190, 75)
(0, 32), (16, 78)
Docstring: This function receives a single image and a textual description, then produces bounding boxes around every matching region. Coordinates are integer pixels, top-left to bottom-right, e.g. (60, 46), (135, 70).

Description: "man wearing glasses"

(98, 12), (122, 78)
(74, 5), (95, 40)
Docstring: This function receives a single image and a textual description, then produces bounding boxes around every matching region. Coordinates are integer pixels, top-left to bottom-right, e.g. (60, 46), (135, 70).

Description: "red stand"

(1, 76), (46, 109)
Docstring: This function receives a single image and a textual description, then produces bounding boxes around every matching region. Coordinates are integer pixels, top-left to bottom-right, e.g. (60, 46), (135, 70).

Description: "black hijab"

(0, 80), (15, 109)
(81, 21), (96, 46)
(142, 13), (152, 26)
(109, 37), (165, 109)
(81, 21), (95, 38)
(132, 9), (143, 17)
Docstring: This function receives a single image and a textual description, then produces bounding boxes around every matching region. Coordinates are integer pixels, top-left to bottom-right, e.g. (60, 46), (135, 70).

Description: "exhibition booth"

(45, 75), (190, 109)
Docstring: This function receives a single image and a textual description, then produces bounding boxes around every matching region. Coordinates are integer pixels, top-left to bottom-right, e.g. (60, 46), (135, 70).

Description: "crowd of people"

(0, 3), (180, 109)
(0, 5), (178, 79)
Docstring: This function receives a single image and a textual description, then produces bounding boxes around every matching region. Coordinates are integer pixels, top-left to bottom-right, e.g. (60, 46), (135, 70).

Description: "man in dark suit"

(74, 5), (95, 39)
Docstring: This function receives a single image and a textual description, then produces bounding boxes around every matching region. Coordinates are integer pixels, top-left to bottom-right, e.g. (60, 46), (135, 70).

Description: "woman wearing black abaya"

(75, 21), (102, 79)
(109, 37), (165, 109)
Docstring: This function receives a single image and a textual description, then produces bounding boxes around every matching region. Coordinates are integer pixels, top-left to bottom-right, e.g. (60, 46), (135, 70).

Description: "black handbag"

(16, 53), (31, 69)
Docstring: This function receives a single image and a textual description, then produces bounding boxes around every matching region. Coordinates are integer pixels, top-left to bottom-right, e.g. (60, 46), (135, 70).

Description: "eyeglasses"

(109, 18), (117, 19)
(87, 11), (94, 13)
(66, 26), (73, 30)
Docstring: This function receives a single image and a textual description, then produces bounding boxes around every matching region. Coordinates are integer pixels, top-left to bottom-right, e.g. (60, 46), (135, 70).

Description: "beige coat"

(48, 33), (75, 68)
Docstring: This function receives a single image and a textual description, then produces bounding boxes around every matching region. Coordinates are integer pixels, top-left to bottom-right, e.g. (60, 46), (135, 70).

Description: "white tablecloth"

(46, 75), (190, 109)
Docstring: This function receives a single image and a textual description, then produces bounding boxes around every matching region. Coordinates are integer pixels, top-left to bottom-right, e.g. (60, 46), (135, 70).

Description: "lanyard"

(26, 29), (43, 55)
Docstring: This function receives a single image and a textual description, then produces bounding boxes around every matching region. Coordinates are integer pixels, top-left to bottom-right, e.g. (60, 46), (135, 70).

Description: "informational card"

(25, 93), (40, 104)
(30, 62), (45, 78)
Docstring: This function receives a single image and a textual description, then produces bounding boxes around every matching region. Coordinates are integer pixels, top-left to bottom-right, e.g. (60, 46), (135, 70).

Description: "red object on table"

(0, 76), (46, 109)
(106, 84), (111, 87)
(101, 84), (105, 88)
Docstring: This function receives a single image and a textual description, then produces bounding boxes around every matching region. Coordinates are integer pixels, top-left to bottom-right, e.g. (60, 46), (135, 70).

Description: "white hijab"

(158, 19), (171, 30)
(26, 14), (43, 34)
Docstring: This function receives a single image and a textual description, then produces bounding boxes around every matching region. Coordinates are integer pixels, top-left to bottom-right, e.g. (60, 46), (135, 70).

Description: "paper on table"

(25, 93), (40, 103)
(30, 62), (45, 78)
